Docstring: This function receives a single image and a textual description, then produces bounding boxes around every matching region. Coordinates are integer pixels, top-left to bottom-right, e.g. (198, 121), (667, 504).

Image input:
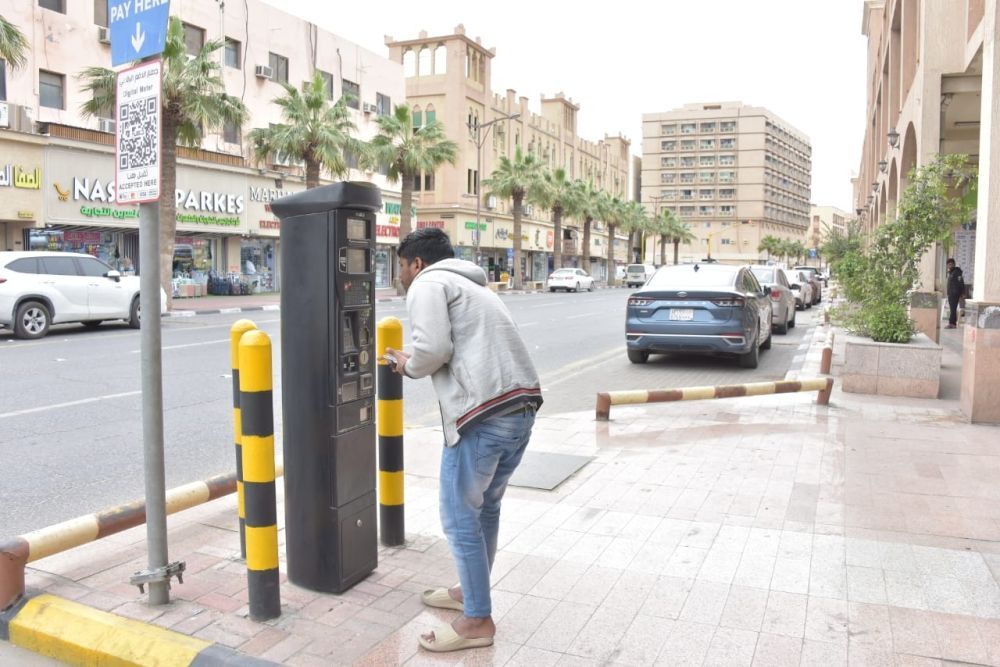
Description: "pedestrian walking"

(946, 258), (965, 329)
(385, 227), (542, 653)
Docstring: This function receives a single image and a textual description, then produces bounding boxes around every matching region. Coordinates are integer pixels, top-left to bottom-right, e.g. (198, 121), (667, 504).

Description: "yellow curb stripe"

(245, 525), (279, 571)
(744, 382), (777, 396)
(609, 390), (650, 406)
(682, 386), (717, 401)
(9, 594), (210, 666)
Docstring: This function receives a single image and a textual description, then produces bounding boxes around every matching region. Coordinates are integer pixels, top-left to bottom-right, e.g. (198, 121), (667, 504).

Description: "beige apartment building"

(385, 26), (632, 283)
(855, 0), (1000, 423)
(809, 204), (850, 251)
(641, 102), (812, 265)
(0, 0), (404, 291)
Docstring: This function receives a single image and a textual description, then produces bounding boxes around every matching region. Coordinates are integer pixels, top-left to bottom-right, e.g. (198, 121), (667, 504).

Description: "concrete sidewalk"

(5, 317), (1000, 665)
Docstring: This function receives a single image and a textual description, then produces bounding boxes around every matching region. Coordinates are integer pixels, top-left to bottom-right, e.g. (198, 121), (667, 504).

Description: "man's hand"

(384, 347), (411, 376)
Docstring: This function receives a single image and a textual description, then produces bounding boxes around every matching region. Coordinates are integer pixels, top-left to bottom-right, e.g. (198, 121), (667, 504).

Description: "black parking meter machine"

(270, 182), (380, 593)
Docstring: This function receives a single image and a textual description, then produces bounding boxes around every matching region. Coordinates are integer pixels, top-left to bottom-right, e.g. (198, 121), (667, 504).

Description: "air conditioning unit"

(97, 26), (111, 44)
(98, 118), (116, 134)
(362, 102), (377, 114)
(0, 102), (34, 133)
(485, 195), (497, 210)
(522, 204), (534, 216)
(255, 65), (273, 79)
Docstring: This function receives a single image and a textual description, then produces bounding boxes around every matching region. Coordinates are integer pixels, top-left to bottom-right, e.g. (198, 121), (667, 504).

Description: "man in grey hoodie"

(385, 227), (542, 652)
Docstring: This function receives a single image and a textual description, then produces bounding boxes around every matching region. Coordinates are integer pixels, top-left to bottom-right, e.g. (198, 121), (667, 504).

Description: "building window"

(720, 238), (732, 245)
(318, 70), (334, 99)
(660, 173), (675, 183)
(700, 156), (715, 166)
(662, 190), (676, 200)
(344, 147), (359, 170)
(699, 206), (714, 216)
(0, 61), (6, 101)
(39, 70), (64, 109)
(342, 79), (360, 109)
(268, 53), (289, 84)
(680, 172), (695, 183)
(434, 45), (447, 74)
(720, 138), (736, 149)
(681, 140), (695, 150)
(699, 189), (714, 200)
(719, 155), (736, 166)
(661, 124), (675, 134)
(182, 23), (205, 56)
(224, 38), (241, 69)
(681, 123), (696, 134)
(223, 119), (240, 144)
(719, 188), (735, 199)
(699, 172), (715, 183)
(424, 172), (434, 191)
(700, 122), (715, 133)
(39, 0), (64, 12)
(680, 206), (695, 216)
(412, 109), (423, 128)
(661, 157), (676, 167)
(720, 206), (735, 216)
(467, 169), (478, 194)
(425, 107), (436, 124)
(720, 121), (736, 133)
(680, 157), (696, 167)
(679, 189), (693, 201)
(376, 92), (391, 116)
(93, 0), (108, 26)
(700, 139), (715, 150)
(661, 140), (675, 151)
(719, 171), (736, 183)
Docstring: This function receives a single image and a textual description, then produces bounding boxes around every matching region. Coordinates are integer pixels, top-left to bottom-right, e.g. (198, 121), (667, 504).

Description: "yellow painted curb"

(9, 593), (210, 666)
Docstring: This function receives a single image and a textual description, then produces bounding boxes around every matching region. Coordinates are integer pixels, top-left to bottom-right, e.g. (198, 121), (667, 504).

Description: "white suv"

(0, 251), (162, 339)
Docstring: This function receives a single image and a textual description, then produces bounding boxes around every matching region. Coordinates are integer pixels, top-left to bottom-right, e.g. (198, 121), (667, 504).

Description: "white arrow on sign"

(131, 23), (146, 53)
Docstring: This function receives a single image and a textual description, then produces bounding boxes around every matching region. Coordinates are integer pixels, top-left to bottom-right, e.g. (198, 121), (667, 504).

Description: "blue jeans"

(439, 407), (535, 618)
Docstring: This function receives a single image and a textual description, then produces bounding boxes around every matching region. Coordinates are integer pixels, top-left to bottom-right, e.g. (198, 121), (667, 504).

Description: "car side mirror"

(762, 285), (772, 296)
(105, 270), (121, 282)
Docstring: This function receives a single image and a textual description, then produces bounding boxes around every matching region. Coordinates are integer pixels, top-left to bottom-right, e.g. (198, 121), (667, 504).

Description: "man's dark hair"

(398, 227), (454, 265)
(946, 258), (956, 265)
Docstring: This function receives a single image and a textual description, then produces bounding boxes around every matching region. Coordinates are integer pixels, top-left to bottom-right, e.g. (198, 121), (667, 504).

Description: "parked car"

(788, 270), (815, 309)
(0, 251), (166, 339)
(625, 263), (657, 288)
(792, 266), (823, 303)
(546, 268), (595, 292)
(750, 265), (796, 334)
(625, 263), (772, 368)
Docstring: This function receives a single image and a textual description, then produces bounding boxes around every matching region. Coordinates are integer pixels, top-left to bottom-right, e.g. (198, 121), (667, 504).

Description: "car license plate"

(669, 308), (694, 321)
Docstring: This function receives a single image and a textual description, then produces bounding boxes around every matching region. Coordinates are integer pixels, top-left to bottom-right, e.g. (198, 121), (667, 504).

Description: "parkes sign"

(115, 59), (162, 204)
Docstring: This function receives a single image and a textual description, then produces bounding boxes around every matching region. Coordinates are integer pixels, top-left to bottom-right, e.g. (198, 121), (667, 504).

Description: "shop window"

(173, 237), (215, 276)
(342, 79), (360, 109)
(224, 38), (241, 69)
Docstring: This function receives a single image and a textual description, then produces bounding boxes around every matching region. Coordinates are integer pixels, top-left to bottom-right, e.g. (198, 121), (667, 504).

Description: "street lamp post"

(468, 112), (520, 268)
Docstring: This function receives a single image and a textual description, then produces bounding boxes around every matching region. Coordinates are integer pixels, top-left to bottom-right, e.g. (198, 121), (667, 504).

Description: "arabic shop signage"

(464, 221), (488, 231)
(0, 164), (41, 189)
(384, 202), (416, 217)
(81, 206), (139, 219)
(53, 177), (245, 223)
(417, 220), (445, 229)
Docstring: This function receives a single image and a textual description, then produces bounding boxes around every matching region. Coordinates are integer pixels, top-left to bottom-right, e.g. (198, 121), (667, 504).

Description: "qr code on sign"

(118, 98), (159, 171)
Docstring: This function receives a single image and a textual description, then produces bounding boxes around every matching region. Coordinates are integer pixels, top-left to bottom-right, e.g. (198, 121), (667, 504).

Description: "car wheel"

(761, 327), (772, 350)
(588, 282), (595, 292)
(574, 282), (581, 292)
(129, 296), (141, 329)
(789, 311), (796, 329)
(738, 334), (759, 369)
(775, 314), (789, 335)
(627, 349), (649, 364)
(806, 301), (813, 310)
(83, 320), (103, 329)
(15, 301), (51, 339)
(549, 287), (555, 292)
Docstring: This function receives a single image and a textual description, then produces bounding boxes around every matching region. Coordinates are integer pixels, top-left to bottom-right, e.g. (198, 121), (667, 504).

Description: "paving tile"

(610, 614), (673, 666)
(566, 603), (638, 662)
(930, 612), (990, 665)
(887, 607), (940, 659)
(734, 552), (777, 590)
(846, 602), (892, 648)
(496, 595), (559, 645)
(494, 555), (557, 594)
(799, 639), (847, 666)
(506, 645), (562, 667)
(719, 585), (769, 632)
(846, 566), (887, 604)
(532, 559), (590, 601)
(564, 565), (621, 606)
(653, 620), (715, 666)
(696, 547), (743, 584)
(770, 556), (811, 594)
(760, 591), (807, 638)
(664, 545), (709, 579)
(678, 580), (730, 625)
(525, 599), (596, 653)
(804, 597), (849, 643)
(750, 632), (802, 667)
(703, 626), (759, 667)
(638, 576), (693, 620)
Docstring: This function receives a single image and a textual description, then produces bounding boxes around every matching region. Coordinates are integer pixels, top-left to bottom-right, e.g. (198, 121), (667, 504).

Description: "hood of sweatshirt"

(419, 258), (488, 287)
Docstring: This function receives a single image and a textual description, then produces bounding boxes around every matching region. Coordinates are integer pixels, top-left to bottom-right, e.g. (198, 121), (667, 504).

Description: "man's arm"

(402, 280), (453, 378)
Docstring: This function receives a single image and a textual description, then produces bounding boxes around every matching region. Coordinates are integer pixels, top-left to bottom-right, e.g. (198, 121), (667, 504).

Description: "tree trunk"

(660, 235), (667, 266)
(552, 204), (563, 271)
(582, 217), (592, 274)
(673, 239), (681, 265)
(512, 191), (524, 290)
(606, 223), (617, 286)
(305, 159), (320, 190)
(159, 114), (179, 311)
(396, 171), (414, 295)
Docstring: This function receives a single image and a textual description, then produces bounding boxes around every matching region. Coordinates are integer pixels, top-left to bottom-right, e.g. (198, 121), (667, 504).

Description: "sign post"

(110, 0), (179, 606)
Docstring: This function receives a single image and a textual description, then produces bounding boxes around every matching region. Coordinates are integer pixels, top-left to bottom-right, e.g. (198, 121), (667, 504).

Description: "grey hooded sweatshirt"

(403, 258), (542, 445)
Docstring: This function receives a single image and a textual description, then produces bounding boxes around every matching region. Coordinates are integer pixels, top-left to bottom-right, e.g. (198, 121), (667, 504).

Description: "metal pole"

(377, 317), (405, 546)
(139, 201), (169, 605)
(475, 124), (482, 266)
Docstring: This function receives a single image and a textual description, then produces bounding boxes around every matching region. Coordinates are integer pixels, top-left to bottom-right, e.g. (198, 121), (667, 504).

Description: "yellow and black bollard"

(230, 319), (257, 559)
(376, 317), (405, 546)
(239, 329), (280, 621)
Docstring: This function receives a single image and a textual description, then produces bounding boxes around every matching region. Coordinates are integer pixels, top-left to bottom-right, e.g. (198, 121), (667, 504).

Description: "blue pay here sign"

(108, 0), (171, 67)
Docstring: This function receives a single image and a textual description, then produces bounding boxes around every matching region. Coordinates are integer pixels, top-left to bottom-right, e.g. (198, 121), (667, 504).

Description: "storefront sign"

(376, 224), (399, 238)
(18, 210), (34, 219)
(260, 219), (280, 230)
(81, 205), (139, 219)
(0, 165), (42, 189)
(176, 213), (241, 226)
(546, 230), (554, 249)
(417, 220), (445, 229)
(250, 186), (291, 203)
(177, 189), (244, 215)
(384, 202), (416, 217)
(464, 221), (488, 230)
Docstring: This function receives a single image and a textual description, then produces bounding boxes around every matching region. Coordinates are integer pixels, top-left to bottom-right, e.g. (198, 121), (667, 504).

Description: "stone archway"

(899, 122), (918, 192)
(887, 160), (899, 221)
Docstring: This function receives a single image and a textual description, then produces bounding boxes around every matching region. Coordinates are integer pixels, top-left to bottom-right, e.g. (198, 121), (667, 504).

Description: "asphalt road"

(0, 289), (818, 536)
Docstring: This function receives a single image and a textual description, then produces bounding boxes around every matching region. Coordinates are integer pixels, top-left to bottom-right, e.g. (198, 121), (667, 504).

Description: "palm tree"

(249, 72), (363, 190)
(0, 15), (28, 70)
(529, 167), (575, 271)
(603, 197), (628, 286)
(569, 180), (605, 274)
(618, 201), (649, 267)
(367, 103), (458, 292)
(483, 146), (544, 290)
(666, 215), (697, 265)
(758, 235), (782, 262)
(80, 17), (248, 310)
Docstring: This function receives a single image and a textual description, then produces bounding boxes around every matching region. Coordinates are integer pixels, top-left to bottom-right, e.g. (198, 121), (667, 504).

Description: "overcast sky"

(263, 0), (867, 211)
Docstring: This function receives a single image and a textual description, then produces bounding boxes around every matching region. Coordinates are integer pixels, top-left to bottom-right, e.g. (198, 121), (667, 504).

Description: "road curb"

(2, 592), (278, 666)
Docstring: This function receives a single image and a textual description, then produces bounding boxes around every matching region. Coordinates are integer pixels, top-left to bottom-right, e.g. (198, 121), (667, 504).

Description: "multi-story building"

(641, 102), (812, 264)
(854, 0), (1000, 423)
(809, 204), (850, 250)
(384, 26), (632, 283)
(0, 0), (404, 291)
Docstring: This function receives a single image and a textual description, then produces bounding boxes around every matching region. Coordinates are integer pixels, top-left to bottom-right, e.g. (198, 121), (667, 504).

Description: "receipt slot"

(270, 182), (380, 593)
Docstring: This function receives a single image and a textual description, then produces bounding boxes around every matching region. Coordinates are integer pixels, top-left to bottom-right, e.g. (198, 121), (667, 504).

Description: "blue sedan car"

(625, 263), (773, 368)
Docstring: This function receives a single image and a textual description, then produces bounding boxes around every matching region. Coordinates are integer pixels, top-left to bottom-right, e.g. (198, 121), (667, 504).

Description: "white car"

(788, 270), (815, 310)
(0, 251), (165, 339)
(546, 268), (595, 292)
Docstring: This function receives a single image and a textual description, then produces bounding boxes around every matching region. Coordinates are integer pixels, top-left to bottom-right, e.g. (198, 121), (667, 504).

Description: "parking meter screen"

(346, 248), (368, 273)
(346, 218), (367, 240)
